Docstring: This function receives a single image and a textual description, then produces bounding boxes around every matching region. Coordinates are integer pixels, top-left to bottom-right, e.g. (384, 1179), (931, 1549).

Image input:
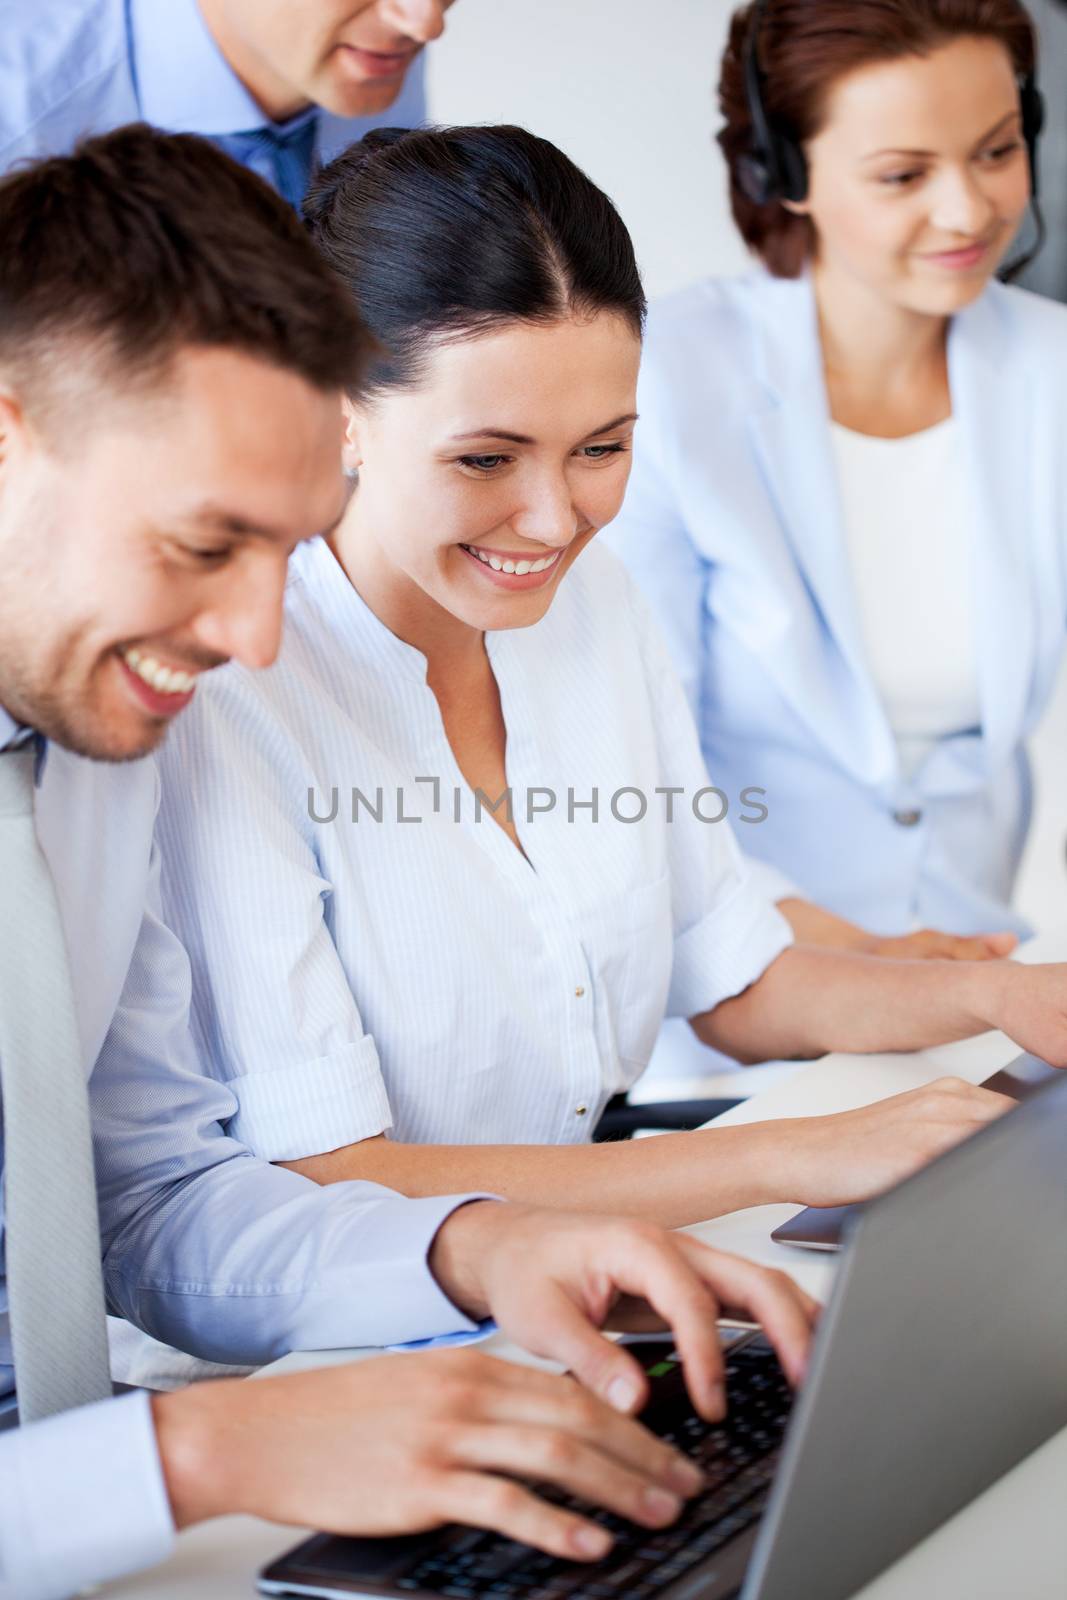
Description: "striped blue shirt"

(155, 538), (793, 1163)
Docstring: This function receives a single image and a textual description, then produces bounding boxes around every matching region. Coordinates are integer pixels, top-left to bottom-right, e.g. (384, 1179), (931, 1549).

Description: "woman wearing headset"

(607, 0), (1065, 999)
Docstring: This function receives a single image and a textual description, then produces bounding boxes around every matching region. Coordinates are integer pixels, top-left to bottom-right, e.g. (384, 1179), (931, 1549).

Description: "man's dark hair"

(0, 123), (371, 420)
(303, 124), (646, 398)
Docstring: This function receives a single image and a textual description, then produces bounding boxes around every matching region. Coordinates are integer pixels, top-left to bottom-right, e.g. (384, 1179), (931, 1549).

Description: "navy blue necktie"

(226, 116), (318, 211)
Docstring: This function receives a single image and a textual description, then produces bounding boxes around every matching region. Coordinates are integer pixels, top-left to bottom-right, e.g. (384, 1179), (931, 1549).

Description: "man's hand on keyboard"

(428, 1203), (820, 1420)
(151, 1346), (707, 1560)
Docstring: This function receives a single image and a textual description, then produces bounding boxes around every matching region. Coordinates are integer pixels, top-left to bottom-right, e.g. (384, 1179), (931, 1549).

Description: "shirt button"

(574, 985), (586, 998)
(892, 808), (923, 827)
(575, 1103), (588, 1117)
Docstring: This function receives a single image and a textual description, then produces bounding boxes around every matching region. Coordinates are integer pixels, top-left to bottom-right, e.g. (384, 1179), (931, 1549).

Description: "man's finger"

(452, 1423), (690, 1530)
(440, 1470), (614, 1562)
(492, 1285), (652, 1415)
(593, 1228), (729, 1421)
(676, 1240), (819, 1387)
(482, 1358), (705, 1495)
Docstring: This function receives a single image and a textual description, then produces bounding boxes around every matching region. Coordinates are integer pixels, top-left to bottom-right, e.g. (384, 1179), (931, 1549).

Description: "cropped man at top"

(0, 0), (455, 203)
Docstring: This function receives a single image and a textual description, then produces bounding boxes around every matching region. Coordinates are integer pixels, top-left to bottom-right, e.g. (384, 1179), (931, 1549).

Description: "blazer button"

(892, 808), (923, 827)
(575, 1103), (588, 1117)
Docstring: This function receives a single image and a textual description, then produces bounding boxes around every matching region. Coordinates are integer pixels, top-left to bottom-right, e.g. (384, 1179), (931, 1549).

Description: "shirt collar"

(0, 706), (21, 752)
(0, 705), (46, 781)
(291, 537), (432, 685)
(129, 0), (315, 137)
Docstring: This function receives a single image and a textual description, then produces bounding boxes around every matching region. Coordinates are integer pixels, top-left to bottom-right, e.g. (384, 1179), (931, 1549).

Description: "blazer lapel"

(949, 287), (1034, 777)
(744, 276), (898, 786)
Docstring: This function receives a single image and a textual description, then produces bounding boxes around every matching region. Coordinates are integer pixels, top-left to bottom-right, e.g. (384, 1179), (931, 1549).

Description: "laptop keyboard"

(385, 1339), (792, 1600)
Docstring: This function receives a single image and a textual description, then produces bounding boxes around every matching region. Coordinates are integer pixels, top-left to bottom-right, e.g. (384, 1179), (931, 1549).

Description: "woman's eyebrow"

(448, 413), (639, 446)
(862, 109), (1020, 162)
(449, 427), (536, 444)
(583, 412), (639, 438)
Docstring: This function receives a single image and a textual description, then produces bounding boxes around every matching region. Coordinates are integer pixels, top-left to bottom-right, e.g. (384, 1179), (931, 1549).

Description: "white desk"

(106, 929), (1067, 1600)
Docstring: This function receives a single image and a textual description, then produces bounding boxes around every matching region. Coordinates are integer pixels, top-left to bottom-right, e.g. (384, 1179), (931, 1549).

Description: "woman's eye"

(578, 442), (630, 461)
(458, 453), (510, 473)
(981, 140), (1023, 164)
(879, 170), (923, 188)
(181, 545), (232, 566)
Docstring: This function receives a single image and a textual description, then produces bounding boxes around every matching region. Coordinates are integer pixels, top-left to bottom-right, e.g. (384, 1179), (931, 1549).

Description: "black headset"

(736, 0), (1047, 207)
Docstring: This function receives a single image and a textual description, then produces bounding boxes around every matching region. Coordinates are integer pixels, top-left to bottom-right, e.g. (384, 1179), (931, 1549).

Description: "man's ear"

(341, 395), (365, 480)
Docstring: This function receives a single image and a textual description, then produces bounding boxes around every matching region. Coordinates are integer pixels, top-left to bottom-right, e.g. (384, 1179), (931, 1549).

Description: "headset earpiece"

(1019, 72), (1045, 197)
(740, 0), (809, 206)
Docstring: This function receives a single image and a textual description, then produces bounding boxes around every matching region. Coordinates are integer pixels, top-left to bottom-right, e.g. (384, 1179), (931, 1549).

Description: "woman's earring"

(343, 462), (360, 482)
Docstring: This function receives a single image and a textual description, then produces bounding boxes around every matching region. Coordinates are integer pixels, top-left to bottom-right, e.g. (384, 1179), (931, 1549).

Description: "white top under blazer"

(829, 418), (981, 780)
(153, 536), (792, 1161)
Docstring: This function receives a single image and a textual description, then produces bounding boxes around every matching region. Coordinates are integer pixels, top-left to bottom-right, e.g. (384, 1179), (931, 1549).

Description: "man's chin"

(35, 706), (169, 765)
(320, 70), (407, 119)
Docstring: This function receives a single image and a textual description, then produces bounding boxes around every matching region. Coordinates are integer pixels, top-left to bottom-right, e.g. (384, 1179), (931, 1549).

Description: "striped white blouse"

(155, 536), (791, 1161)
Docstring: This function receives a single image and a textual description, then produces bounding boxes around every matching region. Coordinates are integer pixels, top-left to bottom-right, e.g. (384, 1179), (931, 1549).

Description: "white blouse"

(154, 536), (791, 1161)
(831, 418), (982, 779)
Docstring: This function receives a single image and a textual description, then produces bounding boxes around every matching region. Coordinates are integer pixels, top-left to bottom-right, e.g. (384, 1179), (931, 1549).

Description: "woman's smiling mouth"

(458, 544), (565, 590)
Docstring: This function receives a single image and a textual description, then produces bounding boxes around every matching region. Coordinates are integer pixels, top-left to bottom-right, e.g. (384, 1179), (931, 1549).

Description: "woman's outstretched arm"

(281, 1075), (1010, 1230)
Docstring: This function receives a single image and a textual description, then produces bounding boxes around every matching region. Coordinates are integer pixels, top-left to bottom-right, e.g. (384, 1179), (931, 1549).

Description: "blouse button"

(892, 808), (923, 827)
(574, 985), (586, 998)
(575, 1103), (588, 1117)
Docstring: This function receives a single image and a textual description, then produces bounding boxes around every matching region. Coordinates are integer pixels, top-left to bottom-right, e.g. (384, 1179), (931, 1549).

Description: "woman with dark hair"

(150, 122), (1062, 1232)
(607, 1), (1067, 1088)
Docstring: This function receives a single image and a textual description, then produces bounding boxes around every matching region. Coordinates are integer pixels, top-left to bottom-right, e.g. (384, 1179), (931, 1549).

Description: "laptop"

(770, 1051), (1059, 1251)
(258, 1069), (1067, 1600)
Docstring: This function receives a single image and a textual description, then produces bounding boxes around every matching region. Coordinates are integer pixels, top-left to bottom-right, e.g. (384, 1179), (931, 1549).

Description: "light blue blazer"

(607, 271), (1067, 939)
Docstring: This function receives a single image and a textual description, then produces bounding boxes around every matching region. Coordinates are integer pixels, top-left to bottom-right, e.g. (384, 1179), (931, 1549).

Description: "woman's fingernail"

(642, 1487), (683, 1522)
(572, 1524), (612, 1558)
(708, 1382), (727, 1418)
(606, 1374), (640, 1412)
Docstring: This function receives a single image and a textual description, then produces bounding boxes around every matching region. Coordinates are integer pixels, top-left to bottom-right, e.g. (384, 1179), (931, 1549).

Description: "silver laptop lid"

(743, 1071), (1067, 1600)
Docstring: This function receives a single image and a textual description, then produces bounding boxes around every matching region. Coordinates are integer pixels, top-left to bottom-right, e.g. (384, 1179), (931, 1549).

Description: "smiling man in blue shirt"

(0, 0), (453, 205)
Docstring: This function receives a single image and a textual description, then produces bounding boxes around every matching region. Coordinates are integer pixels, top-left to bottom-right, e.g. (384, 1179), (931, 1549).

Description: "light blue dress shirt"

(0, 0), (427, 198)
(0, 706), (488, 1600)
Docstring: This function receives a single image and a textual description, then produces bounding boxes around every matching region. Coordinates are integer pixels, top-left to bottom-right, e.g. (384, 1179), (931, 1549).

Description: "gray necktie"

(0, 746), (112, 1421)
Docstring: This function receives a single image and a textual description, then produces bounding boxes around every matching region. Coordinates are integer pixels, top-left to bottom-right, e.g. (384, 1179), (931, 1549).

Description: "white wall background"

(429, 0), (747, 298)
(428, 0), (1067, 934)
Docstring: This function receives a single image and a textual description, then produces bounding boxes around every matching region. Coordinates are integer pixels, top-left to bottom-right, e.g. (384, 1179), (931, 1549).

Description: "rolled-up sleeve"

(0, 1392), (173, 1600)
(667, 872), (792, 1018)
(626, 577), (793, 1020)
(153, 671), (393, 1162)
(228, 1036), (392, 1162)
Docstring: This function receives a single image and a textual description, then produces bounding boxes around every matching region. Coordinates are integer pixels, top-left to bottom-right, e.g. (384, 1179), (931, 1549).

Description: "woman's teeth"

(122, 648), (197, 695)
(462, 546), (562, 576)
